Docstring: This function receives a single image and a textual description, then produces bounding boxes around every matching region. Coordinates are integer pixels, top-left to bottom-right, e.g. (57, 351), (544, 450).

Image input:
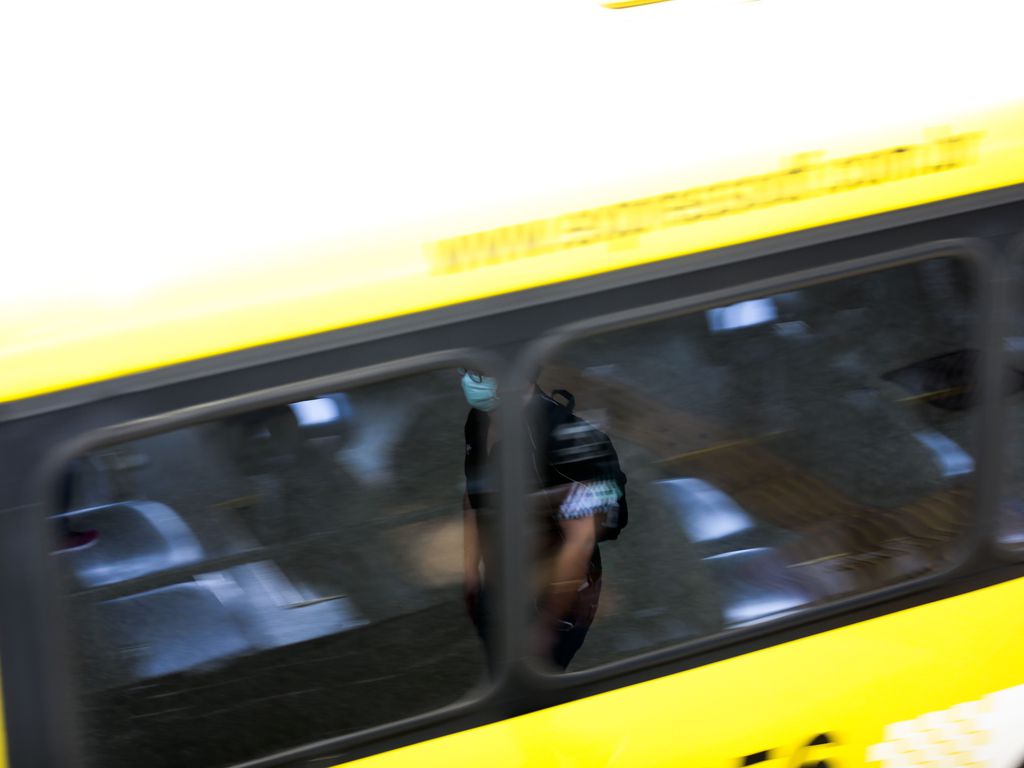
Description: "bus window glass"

(54, 369), (487, 768)
(1000, 248), (1024, 546)
(529, 257), (976, 671)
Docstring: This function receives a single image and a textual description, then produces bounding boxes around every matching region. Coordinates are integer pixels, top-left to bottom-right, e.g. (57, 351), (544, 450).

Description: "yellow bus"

(3, 1), (1024, 767)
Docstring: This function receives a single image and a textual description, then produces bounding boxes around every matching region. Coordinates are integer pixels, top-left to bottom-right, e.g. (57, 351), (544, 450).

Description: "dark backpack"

(543, 389), (629, 542)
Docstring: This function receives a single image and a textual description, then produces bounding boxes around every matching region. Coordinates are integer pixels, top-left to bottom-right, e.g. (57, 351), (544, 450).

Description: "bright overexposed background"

(2, 0), (1022, 310)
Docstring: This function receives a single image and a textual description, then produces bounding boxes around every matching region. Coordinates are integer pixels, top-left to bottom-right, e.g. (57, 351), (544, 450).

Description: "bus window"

(530, 256), (976, 671)
(1000, 246), (1024, 547)
(53, 369), (488, 768)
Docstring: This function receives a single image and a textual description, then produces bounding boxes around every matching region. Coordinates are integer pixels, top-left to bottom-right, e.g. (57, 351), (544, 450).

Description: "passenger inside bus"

(461, 369), (618, 670)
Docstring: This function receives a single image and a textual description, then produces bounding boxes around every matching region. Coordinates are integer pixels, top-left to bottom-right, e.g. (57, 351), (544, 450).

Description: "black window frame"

(26, 348), (513, 768)
(513, 239), (997, 690)
(993, 233), (1024, 560)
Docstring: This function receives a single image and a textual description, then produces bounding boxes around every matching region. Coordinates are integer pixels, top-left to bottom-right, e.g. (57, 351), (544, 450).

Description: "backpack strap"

(549, 389), (575, 413)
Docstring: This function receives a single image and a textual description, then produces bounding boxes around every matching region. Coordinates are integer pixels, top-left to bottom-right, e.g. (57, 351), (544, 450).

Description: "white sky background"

(1, 0), (1022, 308)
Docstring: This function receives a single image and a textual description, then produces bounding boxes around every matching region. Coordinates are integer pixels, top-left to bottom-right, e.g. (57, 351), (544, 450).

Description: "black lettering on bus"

(741, 749), (772, 765)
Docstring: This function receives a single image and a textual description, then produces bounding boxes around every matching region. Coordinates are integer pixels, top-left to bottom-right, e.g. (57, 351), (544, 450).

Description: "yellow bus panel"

(347, 575), (1024, 767)
(2, 104), (1023, 406)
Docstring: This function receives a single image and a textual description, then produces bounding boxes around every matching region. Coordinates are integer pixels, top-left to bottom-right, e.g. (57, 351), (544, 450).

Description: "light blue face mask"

(460, 371), (500, 412)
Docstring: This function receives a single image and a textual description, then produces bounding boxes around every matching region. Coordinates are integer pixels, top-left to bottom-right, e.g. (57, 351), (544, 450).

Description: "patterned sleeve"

(557, 479), (620, 520)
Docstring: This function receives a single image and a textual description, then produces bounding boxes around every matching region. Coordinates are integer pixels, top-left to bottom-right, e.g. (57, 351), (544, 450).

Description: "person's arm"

(541, 513), (597, 627)
(463, 492), (482, 616)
